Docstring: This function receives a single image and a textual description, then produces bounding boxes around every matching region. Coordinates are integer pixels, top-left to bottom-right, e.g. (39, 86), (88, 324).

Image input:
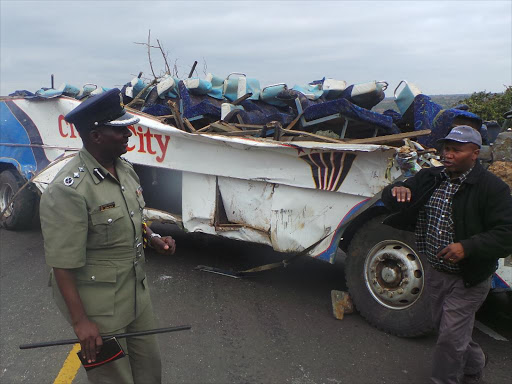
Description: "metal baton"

(19, 325), (191, 350)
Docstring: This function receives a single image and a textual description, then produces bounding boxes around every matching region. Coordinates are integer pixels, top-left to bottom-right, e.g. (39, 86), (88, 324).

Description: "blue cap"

(65, 88), (139, 129)
(437, 125), (482, 148)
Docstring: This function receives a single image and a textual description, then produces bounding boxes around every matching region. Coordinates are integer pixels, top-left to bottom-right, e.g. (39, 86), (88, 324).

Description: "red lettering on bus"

(126, 125), (136, 151)
(137, 126), (145, 153)
(58, 115), (77, 138)
(58, 115), (68, 137)
(154, 134), (170, 163)
(143, 128), (156, 155)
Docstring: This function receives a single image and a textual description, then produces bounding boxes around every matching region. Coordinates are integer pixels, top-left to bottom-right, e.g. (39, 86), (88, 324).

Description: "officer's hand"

(152, 236), (176, 255)
(391, 186), (412, 203)
(437, 243), (465, 264)
(73, 318), (103, 363)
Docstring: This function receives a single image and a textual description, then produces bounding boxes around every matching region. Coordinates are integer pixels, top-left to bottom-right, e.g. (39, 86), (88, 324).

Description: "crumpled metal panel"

(218, 177), (273, 233)
(181, 172), (217, 234)
(270, 183), (365, 254)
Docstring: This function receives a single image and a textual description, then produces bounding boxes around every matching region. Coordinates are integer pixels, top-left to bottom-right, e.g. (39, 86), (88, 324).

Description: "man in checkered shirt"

(382, 125), (512, 384)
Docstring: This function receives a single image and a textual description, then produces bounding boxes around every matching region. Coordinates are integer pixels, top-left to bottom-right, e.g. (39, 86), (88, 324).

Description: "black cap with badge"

(65, 88), (140, 130)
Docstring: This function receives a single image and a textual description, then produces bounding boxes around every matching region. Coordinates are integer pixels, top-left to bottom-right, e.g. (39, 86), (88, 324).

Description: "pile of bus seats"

(17, 74), (487, 150)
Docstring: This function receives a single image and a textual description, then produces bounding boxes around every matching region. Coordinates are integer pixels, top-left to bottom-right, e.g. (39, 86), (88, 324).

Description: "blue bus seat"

(206, 73), (225, 100)
(178, 80), (222, 121)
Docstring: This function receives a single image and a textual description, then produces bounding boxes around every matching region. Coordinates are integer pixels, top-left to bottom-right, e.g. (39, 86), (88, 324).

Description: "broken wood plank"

(344, 129), (431, 145)
(196, 125), (211, 132)
(202, 130), (261, 137)
(167, 100), (186, 132)
(196, 120), (220, 132)
(285, 111), (304, 131)
(233, 123), (265, 129)
(210, 121), (243, 133)
(273, 125), (282, 141)
(183, 118), (197, 132)
(282, 129), (347, 144)
(231, 93), (253, 106)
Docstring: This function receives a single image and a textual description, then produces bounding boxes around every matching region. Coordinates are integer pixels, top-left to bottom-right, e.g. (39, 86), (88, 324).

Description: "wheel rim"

(0, 183), (15, 218)
(364, 240), (424, 310)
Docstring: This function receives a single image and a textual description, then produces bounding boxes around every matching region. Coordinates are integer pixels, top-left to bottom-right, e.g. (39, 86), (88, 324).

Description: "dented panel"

(218, 177), (273, 232)
(181, 172), (217, 235)
(269, 184), (366, 255)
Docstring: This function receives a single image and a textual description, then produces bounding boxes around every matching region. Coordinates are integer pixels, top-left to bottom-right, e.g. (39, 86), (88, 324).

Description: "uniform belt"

(85, 247), (143, 260)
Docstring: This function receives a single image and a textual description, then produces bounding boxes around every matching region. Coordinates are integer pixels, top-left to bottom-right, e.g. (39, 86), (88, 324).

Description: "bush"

(456, 86), (512, 126)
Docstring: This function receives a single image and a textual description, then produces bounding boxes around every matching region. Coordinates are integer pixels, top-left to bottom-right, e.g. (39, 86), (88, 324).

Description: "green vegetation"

(456, 86), (512, 126)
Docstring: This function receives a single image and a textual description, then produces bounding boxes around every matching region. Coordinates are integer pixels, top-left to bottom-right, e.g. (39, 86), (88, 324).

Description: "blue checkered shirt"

(415, 168), (473, 273)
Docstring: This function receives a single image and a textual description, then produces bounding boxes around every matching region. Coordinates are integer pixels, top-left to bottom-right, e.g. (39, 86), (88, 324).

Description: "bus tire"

(345, 214), (433, 337)
(0, 169), (37, 230)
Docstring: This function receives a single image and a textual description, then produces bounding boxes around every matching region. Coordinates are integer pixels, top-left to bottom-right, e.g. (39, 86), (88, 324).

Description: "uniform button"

(439, 230), (442, 234)
(445, 199), (449, 202)
(130, 211), (135, 217)
(134, 261), (138, 266)
(91, 276), (96, 281)
(107, 218), (113, 224)
(121, 186), (125, 191)
(135, 237), (139, 242)
(441, 215), (445, 218)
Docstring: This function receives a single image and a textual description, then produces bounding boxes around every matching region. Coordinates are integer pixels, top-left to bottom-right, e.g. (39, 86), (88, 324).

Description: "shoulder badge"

(63, 176), (74, 186)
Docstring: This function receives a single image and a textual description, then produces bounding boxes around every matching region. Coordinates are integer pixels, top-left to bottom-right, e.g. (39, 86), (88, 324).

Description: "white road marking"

(474, 321), (508, 341)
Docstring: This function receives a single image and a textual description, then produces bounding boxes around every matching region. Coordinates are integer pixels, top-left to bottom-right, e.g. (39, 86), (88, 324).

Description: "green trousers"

(86, 302), (162, 384)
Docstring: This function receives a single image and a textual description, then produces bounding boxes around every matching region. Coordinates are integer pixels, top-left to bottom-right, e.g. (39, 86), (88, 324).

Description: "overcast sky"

(1, 1), (511, 96)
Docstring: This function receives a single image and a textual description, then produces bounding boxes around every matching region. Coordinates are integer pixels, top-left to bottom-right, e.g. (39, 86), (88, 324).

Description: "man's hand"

(151, 236), (176, 255)
(391, 186), (412, 203)
(53, 268), (102, 363)
(437, 243), (465, 264)
(73, 318), (102, 363)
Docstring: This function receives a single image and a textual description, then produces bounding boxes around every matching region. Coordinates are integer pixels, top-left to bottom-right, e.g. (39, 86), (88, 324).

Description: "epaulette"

(61, 165), (87, 189)
(120, 156), (134, 167)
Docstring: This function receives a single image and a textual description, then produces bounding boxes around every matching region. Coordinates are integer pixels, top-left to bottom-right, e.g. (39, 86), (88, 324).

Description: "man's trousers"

(86, 301), (162, 384)
(427, 267), (490, 384)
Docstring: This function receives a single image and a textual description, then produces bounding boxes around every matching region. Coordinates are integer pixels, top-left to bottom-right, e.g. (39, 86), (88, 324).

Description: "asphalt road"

(1, 225), (510, 384)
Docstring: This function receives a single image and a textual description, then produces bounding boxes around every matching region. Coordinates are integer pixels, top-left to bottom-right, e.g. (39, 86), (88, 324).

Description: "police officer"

(40, 88), (176, 383)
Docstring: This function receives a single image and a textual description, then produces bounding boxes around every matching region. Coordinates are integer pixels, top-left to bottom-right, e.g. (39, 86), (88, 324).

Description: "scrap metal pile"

(13, 72), (497, 151)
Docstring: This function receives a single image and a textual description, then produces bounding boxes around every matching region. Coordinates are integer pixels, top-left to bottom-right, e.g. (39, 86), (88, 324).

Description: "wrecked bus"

(1, 77), (510, 337)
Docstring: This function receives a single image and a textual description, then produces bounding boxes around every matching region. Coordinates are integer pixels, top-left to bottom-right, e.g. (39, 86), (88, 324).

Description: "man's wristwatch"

(149, 233), (161, 248)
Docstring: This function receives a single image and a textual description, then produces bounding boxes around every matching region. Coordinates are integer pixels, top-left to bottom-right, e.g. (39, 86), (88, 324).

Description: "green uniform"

(40, 148), (161, 383)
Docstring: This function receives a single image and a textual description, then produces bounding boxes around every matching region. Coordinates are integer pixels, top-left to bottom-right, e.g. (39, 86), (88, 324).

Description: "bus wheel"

(0, 169), (37, 230)
(346, 215), (433, 337)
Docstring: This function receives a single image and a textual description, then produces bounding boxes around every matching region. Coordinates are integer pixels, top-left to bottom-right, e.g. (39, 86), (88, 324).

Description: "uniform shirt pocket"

(89, 207), (126, 246)
(75, 265), (117, 316)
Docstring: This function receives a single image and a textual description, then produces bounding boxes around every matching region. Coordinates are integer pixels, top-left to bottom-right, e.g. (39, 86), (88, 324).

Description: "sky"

(0, 0), (511, 96)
